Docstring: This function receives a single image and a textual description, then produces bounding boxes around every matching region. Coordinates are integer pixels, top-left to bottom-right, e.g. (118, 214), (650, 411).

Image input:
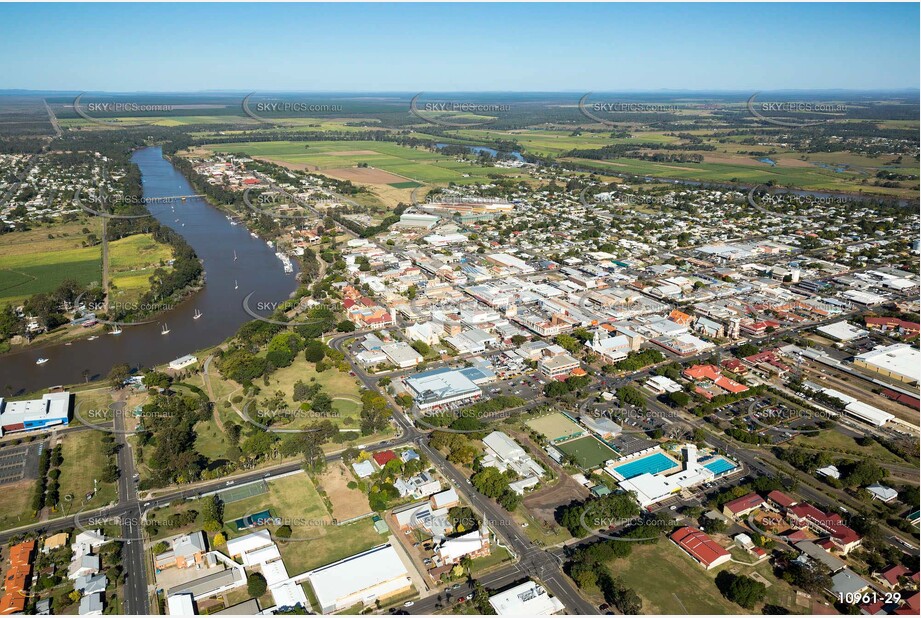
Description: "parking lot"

(0, 441), (43, 486)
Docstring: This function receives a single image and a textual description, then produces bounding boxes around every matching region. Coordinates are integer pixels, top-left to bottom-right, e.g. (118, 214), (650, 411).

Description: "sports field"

(202, 140), (526, 185)
(555, 435), (619, 470)
(525, 412), (585, 443)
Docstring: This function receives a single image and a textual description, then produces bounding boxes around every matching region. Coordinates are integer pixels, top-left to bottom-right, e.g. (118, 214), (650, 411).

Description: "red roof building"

(722, 492), (765, 518)
(372, 450), (398, 467)
(670, 526), (731, 570)
(787, 503), (862, 554)
(767, 490), (798, 509)
(879, 565), (911, 588)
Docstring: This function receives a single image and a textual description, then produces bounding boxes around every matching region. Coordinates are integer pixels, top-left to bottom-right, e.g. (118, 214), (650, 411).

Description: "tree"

(716, 572), (766, 609)
(336, 320), (355, 332)
(152, 541), (169, 555)
(212, 532), (226, 546)
(275, 525), (292, 539)
(108, 363), (131, 389)
(247, 572), (268, 598)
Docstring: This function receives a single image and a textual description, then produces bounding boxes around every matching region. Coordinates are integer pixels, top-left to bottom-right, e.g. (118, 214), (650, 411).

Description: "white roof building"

(853, 344), (920, 385)
(816, 321), (868, 342)
(307, 544), (414, 614)
(482, 431), (544, 478)
(489, 580), (565, 615)
(225, 529), (273, 559)
(166, 593), (196, 616)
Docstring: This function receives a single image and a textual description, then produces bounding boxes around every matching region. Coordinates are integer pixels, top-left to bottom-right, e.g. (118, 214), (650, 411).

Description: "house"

(75, 573), (108, 595)
(69, 553), (101, 580)
(394, 472), (441, 499)
(42, 532), (69, 553)
(670, 526), (731, 570)
(431, 487), (460, 510)
(352, 460), (376, 478)
(154, 531), (207, 570)
(829, 569), (871, 597)
(722, 492), (765, 518)
(866, 483), (898, 503)
(372, 450), (398, 468)
(78, 592), (104, 616)
(878, 565), (912, 589)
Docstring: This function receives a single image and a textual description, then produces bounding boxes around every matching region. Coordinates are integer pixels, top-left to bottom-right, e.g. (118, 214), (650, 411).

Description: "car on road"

(451, 584), (462, 590)
(226, 481), (235, 486)
(403, 601), (414, 607)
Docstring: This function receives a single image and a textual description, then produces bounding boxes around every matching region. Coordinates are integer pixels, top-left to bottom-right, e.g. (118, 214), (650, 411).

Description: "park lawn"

(145, 501), (204, 541)
(469, 546), (512, 575)
(601, 542), (744, 615)
(0, 479), (37, 531)
(220, 472), (383, 574)
(792, 430), (911, 466)
(193, 418), (231, 462)
(260, 358), (365, 430)
(71, 389), (116, 427)
(57, 431), (117, 509)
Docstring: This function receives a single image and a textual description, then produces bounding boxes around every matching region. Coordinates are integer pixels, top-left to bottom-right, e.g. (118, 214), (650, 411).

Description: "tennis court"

(555, 436), (619, 470)
(703, 456), (738, 475)
(217, 480), (269, 504)
(610, 451), (679, 480)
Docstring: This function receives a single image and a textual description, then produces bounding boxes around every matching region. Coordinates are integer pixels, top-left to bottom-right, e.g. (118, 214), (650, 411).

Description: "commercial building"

(488, 580), (565, 615)
(537, 352), (580, 380)
(670, 527), (731, 570)
(404, 367), (482, 411)
(482, 431), (545, 479)
(307, 544), (414, 614)
(816, 322), (868, 342)
(852, 344), (920, 385)
(169, 354), (198, 370)
(0, 392), (70, 437)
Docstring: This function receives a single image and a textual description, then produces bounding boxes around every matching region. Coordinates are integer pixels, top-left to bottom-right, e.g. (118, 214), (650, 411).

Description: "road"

(113, 399), (149, 615)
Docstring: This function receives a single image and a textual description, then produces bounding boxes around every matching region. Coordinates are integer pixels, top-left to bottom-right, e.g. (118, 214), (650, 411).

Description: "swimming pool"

(611, 452), (678, 479)
(703, 457), (738, 475)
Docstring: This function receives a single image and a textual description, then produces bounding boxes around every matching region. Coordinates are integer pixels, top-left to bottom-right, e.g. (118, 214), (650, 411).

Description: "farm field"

(202, 140), (526, 185)
(108, 233), (174, 300)
(0, 235), (102, 306)
(449, 127), (680, 156)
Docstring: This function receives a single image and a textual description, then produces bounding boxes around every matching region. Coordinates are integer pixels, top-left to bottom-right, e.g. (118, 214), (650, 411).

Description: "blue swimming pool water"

(704, 457), (737, 475)
(611, 452), (678, 479)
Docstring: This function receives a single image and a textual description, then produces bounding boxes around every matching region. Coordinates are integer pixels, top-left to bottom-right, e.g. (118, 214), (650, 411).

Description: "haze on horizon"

(0, 2), (918, 92)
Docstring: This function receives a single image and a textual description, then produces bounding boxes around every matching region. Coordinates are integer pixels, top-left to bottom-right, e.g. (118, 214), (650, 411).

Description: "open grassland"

(0, 479), (36, 531)
(57, 431), (117, 509)
(221, 472), (384, 573)
(202, 140), (525, 185)
(595, 541), (798, 614)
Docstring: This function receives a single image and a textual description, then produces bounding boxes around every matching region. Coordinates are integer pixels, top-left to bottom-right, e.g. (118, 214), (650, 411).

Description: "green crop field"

(202, 140), (525, 185)
(0, 246), (102, 306)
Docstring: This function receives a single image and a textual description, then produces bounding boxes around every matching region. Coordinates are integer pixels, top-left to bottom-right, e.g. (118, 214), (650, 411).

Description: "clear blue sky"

(1, 2), (917, 91)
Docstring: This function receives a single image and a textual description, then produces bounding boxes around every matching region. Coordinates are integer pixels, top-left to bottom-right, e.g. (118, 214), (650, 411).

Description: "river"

(1, 147), (298, 394)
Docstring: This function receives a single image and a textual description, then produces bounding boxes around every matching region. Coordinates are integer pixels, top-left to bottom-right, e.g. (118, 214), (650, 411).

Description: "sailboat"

(193, 309), (202, 320)
(109, 325), (122, 335)
(234, 279), (238, 290)
(233, 250), (237, 261)
(161, 323), (170, 335)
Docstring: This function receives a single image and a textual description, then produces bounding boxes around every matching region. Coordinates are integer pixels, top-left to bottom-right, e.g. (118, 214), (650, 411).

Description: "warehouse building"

(488, 580), (565, 615)
(307, 544), (414, 614)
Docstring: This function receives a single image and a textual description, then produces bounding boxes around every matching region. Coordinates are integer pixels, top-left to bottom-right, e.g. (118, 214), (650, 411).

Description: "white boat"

(234, 280), (238, 290)
(36, 358), (49, 365)
(161, 324), (170, 335)
(233, 250), (237, 261)
(87, 335), (99, 341)
(193, 309), (202, 320)
(109, 326), (122, 335)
